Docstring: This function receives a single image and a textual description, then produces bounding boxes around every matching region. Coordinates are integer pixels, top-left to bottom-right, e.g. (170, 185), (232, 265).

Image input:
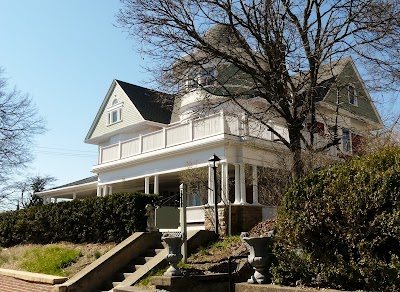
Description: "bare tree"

(13, 175), (57, 209)
(117, 0), (400, 178)
(0, 68), (46, 208)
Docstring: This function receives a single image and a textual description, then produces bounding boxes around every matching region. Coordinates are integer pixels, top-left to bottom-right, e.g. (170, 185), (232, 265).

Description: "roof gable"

(322, 59), (383, 127)
(85, 80), (172, 143)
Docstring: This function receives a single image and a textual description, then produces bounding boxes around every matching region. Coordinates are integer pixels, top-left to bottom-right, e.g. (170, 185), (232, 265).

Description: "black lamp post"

(208, 154), (221, 237)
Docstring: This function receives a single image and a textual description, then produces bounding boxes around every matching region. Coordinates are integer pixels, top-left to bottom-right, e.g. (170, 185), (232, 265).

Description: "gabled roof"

(115, 80), (172, 124)
(320, 57), (383, 127)
(85, 80), (172, 143)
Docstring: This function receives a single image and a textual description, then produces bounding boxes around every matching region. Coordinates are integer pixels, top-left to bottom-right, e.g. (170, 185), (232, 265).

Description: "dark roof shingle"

(49, 176), (98, 190)
(116, 80), (172, 124)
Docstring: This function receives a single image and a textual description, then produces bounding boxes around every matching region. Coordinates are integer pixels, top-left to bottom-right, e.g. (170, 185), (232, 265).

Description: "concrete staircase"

(53, 230), (215, 292)
(97, 241), (166, 292)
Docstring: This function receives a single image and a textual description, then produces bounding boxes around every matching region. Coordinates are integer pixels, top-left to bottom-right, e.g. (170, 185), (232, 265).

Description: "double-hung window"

(348, 85), (357, 106)
(107, 98), (123, 125)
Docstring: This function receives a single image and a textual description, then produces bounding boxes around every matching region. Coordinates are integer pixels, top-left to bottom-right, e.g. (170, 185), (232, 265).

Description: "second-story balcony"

(97, 112), (290, 165)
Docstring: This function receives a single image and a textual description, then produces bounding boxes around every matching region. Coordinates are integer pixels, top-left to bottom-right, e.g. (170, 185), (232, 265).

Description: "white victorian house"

(38, 26), (383, 234)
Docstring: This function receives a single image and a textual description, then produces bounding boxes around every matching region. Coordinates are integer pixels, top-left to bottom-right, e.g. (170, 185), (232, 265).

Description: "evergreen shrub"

(0, 192), (157, 247)
(272, 147), (400, 291)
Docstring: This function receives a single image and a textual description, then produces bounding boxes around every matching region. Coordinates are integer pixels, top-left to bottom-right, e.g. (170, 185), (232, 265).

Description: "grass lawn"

(0, 242), (115, 276)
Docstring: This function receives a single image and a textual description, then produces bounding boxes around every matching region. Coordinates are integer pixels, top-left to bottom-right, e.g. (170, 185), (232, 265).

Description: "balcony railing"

(99, 112), (288, 164)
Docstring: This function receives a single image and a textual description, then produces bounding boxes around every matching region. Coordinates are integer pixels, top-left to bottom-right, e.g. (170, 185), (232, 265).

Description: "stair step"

(145, 249), (158, 256)
(135, 257), (146, 264)
(113, 281), (122, 287)
(94, 233), (172, 291)
(123, 272), (134, 278)
(113, 272), (126, 282)
(100, 282), (115, 291)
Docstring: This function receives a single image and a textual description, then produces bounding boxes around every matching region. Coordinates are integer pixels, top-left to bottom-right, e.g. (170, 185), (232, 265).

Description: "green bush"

(0, 192), (157, 247)
(272, 147), (400, 291)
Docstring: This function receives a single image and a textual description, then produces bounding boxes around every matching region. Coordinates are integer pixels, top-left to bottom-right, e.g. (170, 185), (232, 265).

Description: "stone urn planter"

(242, 231), (273, 284)
(162, 234), (183, 276)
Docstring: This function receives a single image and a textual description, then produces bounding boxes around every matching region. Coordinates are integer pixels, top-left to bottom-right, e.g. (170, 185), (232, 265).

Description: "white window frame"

(106, 99), (123, 126)
(348, 84), (357, 106)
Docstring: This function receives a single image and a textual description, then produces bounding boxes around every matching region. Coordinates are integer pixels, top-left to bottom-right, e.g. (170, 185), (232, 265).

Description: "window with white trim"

(107, 98), (123, 125)
(348, 85), (357, 106)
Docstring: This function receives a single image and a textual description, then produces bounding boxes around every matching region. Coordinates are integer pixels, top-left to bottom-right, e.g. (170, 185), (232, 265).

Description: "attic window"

(348, 85), (357, 106)
(107, 99), (123, 125)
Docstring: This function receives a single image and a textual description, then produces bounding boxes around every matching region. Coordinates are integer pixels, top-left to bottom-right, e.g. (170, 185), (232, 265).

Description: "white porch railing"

(99, 112), (285, 164)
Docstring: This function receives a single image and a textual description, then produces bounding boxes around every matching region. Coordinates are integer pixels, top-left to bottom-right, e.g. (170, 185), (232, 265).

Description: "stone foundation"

(204, 204), (263, 235)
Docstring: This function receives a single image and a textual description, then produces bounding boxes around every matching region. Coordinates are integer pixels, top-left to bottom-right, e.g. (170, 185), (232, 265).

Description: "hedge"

(272, 147), (400, 291)
(0, 192), (157, 247)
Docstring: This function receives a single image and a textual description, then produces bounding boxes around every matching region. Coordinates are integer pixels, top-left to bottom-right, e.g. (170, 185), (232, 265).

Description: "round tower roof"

(204, 23), (244, 48)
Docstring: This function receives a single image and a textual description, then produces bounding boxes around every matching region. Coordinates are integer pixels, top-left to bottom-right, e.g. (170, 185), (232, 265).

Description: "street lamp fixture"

(208, 154), (221, 237)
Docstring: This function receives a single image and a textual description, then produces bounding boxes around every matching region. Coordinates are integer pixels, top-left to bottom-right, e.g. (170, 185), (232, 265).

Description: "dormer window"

(348, 85), (357, 106)
(107, 98), (123, 125)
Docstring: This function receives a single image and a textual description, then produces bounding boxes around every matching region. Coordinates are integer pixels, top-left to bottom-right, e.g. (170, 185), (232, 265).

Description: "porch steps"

(98, 230), (216, 292)
(96, 243), (166, 292)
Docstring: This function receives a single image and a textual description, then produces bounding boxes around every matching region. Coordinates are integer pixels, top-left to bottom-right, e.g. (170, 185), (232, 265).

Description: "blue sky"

(0, 1), (151, 188)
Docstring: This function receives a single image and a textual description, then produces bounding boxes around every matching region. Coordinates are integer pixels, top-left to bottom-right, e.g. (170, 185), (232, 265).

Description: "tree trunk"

(288, 125), (304, 180)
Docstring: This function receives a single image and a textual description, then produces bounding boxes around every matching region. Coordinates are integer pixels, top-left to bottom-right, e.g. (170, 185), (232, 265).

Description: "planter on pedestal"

(162, 235), (183, 276)
(242, 231), (273, 284)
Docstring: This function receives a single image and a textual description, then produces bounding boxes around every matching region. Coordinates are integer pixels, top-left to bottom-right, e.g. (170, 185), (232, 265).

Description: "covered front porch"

(38, 132), (284, 233)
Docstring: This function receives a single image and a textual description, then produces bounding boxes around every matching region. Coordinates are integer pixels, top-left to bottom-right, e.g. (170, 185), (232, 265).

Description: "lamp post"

(208, 154), (221, 237)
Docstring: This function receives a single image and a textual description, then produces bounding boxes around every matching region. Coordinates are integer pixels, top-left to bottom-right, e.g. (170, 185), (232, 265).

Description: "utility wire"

(33, 151), (97, 158)
(35, 146), (97, 153)
(33, 146), (98, 158)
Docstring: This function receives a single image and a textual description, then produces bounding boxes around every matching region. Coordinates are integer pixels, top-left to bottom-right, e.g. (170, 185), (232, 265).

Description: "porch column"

(240, 163), (247, 204)
(234, 163), (241, 204)
(108, 185), (113, 196)
(97, 186), (102, 197)
(208, 164), (213, 205)
(220, 162), (228, 204)
(72, 193), (77, 200)
(103, 185), (108, 197)
(154, 175), (159, 194)
(145, 176), (150, 194)
(252, 165), (259, 204)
